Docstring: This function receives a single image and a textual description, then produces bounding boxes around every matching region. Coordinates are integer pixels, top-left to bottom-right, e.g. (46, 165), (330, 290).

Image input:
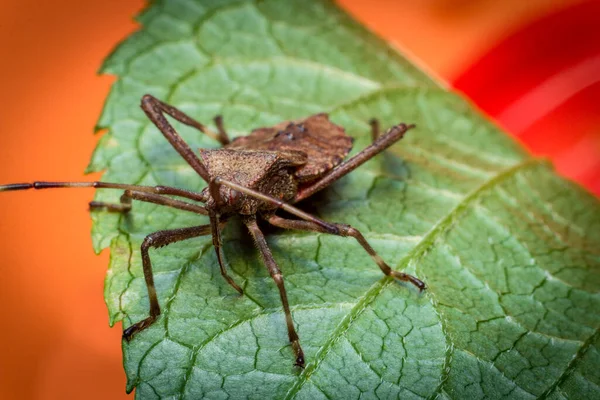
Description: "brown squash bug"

(0, 94), (425, 367)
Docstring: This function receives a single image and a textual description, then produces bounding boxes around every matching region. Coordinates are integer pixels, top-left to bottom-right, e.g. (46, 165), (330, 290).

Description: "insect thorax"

(199, 149), (305, 215)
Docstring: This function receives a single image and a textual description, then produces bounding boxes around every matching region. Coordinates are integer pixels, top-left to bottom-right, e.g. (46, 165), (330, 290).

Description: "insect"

(0, 94), (425, 368)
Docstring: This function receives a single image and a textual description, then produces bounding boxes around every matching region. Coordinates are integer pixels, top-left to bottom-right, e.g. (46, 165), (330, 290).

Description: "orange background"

(0, 1), (594, 399)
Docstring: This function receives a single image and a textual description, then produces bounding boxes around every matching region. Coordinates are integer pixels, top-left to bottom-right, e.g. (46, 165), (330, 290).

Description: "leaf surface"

(90, 0), (600, 398)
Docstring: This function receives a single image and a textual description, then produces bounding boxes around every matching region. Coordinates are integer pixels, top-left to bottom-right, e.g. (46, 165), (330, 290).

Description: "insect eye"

(275, 130), (295, 141)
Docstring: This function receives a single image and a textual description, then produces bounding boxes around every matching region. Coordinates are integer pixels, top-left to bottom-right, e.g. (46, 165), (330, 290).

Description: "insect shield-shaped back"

(199, 149), (307, 215)
(227, 113), (354, 183)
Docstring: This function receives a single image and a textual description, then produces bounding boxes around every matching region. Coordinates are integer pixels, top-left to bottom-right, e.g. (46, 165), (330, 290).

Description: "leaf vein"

(286, 159), (546, 398)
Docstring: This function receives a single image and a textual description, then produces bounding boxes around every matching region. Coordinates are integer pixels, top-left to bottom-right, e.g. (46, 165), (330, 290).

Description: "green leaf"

(91, 0), (600, 398)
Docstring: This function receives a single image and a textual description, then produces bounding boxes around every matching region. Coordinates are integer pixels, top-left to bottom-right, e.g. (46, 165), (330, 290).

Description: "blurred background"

(0, 0), (597, 398)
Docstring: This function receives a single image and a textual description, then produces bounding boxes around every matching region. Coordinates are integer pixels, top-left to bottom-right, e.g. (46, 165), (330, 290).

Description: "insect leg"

(369, 118), (380, 142)
(244, 216), (305, 368)
(123, 224), (213, 341)
(294, 122), (415, 202)
(267, 215), (425, 290)
(89, 191), (132, 212)
(212, 177), (337, 233)
(213, 178), (423, 289)
(141, 94), (211, 182)
(213, 115), (231, 145)
(209, 213), (244, 294)
(90, 190), (208, 215)
(142, 94), (229, 145)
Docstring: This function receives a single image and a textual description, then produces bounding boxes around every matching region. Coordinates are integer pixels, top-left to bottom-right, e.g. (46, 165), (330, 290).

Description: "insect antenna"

(0, 181), (209, 214)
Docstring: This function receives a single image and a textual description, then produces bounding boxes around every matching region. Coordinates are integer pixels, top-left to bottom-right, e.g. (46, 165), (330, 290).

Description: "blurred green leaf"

(90, 0), (600, 398)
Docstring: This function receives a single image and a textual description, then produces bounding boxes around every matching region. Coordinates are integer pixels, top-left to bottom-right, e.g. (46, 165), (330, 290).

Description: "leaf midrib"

(284, 157), (546, 399)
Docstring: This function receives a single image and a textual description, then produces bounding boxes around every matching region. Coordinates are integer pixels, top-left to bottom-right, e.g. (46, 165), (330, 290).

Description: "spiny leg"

(142, 94), (229, 145)
(295, 122), (415, 201)
(213, 115), (230, 145)
(209, 213), (243, 294)
(244, 216), (305, 368)
(212, 177), (337, 233)
(123, 224), (213, 341)
(208, 177), (225, 209)
(90, 190), (208, 215)
(207, 179), (243, 293)
(141, 94), (211, 182)
(369, 118), (380, 142)
(267, 215), (424, 290)
(0, 181), (213, 338)
(211, 178), (424, 290)
(89, 192), (132, 212)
